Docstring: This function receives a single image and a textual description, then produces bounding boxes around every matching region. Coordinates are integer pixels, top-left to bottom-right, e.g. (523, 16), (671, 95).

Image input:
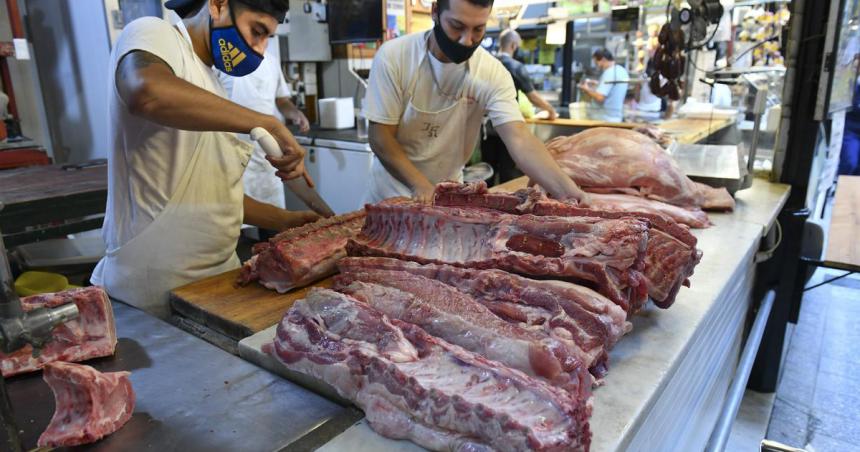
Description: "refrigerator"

(285, 136), (374, 215)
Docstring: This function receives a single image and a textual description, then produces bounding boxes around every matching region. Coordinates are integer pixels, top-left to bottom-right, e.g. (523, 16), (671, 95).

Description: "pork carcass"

(238, 210), (366, 292)
(338, 257), (630, 378)
(37, 361), (135, 447)
(0, 286), (117, 377)
(347, 202), (650, 312)
(545, 127), (735, 211)
(334, 268), (594, 392)
(434, 182), (702, 308)
(266, 289), (591, 451)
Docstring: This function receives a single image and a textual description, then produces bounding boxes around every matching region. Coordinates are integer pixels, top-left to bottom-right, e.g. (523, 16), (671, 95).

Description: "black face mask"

(433, 20), (481, 64)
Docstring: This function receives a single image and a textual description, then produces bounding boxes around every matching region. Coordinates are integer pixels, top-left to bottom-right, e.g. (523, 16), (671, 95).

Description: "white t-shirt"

(220, 47), (291, 117)
(363, 31), (523, 128)
(101, 17), (227, 250)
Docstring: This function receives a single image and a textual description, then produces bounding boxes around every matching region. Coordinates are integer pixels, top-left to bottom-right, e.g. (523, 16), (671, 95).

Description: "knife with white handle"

(250, 127), (335, 218)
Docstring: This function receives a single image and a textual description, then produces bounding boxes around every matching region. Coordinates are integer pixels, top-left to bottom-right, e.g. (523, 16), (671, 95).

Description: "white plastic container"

(568, 102), (588, 119)
(318, 97), (355, 129)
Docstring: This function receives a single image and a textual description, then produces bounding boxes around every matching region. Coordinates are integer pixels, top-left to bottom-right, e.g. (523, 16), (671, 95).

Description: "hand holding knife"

(250, 127), (336, 218)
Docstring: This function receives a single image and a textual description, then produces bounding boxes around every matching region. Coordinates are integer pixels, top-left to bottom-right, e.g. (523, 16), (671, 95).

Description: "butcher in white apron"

(363, 0), (588, 204)
(91, 0), (316, 318)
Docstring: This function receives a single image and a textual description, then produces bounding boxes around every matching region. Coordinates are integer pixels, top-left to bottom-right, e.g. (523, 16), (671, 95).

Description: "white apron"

(366, 34), (484, 202)
(92, 22), (253, 318)
(243, 140), (285, 208)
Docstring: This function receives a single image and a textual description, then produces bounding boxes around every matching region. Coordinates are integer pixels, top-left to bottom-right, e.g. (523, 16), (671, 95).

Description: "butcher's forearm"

(512, 136), (579, 196)
(132, 73), (276, 134)
(368, 123), (433, 192)
(243, 196), (285, 230)
(498, 122), (586, 201)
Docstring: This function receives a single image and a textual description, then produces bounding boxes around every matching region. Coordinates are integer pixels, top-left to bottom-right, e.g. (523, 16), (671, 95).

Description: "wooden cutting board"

(169, 269), (334, 342)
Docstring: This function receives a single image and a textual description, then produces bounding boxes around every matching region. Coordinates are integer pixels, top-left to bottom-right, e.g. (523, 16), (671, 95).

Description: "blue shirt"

(590, 63), (629, 122)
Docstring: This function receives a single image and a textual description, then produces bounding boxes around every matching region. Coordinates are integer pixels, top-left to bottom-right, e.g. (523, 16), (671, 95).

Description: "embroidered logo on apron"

(422, 122), (440, 138)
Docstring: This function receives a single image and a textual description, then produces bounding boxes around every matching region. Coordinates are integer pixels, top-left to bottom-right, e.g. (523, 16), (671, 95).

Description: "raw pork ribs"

(337, 257), (630, 379)
(266, 289), (591, 451)
(347, 202), (650, 312)
(434, 182), (703, 308)
(239, 211), (366, 292)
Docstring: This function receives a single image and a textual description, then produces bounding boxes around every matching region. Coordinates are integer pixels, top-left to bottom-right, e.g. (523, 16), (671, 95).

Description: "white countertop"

(239, 178), (791, 451)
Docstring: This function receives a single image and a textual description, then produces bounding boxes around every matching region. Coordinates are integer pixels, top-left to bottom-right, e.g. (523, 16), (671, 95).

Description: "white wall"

(26, 0), (111, 163)
(0, 0), (52, 157)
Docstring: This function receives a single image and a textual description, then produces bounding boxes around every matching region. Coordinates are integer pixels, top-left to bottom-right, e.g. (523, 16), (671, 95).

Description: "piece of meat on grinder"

(347, 202), (650, 313)
(265, 289), (591, 451)
(0, 286), (117, 377)
(37, 361), (135, 448)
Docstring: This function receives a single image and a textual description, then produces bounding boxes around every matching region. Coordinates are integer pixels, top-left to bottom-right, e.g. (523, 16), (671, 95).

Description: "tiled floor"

(766, 269), (860, 451)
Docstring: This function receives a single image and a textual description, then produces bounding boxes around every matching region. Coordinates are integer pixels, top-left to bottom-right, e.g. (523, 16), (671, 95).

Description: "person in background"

(220, 41), (310, 235)
(363, 0), (588, 204)
(496, 29), (557, 120)
(91, 0), (318, 318)
(713, 0), (735, 65)
(578, 48), (629, 123)
(481, 28), (559, 184)
(636, 58), (663, 117)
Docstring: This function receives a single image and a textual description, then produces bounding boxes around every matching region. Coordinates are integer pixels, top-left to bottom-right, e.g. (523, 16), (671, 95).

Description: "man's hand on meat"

(279, 210), (321, 229)
(412, 181), (437, 204)
(244, 196), (319, 232)
(495, 121), (590, 205)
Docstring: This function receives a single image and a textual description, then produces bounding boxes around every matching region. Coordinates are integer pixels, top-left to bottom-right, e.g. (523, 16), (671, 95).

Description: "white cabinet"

(284, 144), (373, 214)
(313, 146), (373, 214)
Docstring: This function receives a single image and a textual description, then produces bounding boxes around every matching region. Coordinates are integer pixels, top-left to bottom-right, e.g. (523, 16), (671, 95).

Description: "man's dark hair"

(233, 0), (289, 22)
(166, 0), (288, 22)
(592, 48), (614, 61)
(437, 0), (494, 13)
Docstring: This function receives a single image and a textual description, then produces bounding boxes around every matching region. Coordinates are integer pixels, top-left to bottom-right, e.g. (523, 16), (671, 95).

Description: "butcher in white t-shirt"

(363, 0), (588, 204)
(91, 0), (317, 318)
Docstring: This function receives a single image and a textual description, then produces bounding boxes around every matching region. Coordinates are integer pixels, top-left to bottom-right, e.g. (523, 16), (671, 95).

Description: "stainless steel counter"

(2, 302), (359, 451)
